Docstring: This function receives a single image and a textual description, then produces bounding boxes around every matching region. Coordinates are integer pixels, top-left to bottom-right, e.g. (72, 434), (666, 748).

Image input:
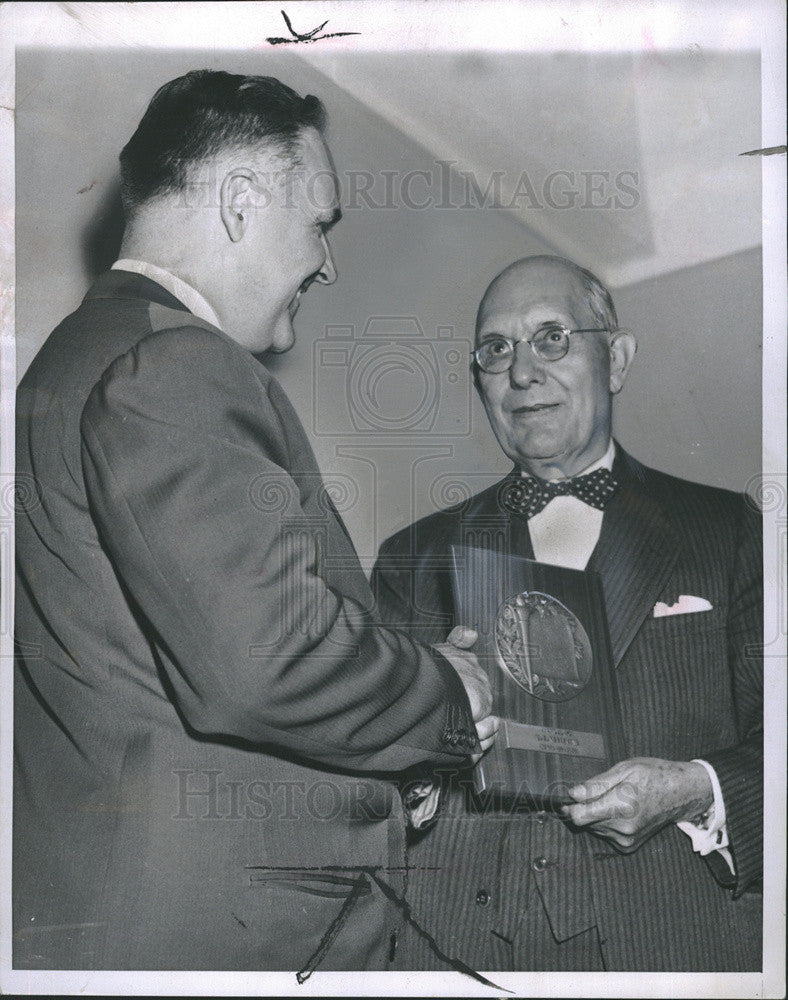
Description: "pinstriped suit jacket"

(372, 447), (763, 971)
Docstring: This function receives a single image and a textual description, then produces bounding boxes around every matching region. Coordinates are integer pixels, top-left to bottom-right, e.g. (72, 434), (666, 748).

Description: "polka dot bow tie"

(500, 467), (619, 519)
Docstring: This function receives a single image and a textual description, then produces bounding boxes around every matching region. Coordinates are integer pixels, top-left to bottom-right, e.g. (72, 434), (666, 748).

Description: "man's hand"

(433, 626), (498, 761)
(561, 758), (714, 852)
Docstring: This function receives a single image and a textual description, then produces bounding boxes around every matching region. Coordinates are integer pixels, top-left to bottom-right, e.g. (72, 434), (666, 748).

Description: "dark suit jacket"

(372, 447), (763, 971)
(14, 270), (477, 971)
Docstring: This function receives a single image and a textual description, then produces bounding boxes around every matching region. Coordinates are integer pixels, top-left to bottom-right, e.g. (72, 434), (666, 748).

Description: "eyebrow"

(478, 320), (568, 340)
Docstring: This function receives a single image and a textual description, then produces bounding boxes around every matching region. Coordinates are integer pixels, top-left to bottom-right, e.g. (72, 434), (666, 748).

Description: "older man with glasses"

(372, 254), (762, 972)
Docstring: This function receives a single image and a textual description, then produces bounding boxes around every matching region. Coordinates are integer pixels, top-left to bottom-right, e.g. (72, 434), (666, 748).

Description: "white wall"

(613, 248), (762, 495)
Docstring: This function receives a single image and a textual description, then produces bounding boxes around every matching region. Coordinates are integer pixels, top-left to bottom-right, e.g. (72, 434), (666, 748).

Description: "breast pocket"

(641, 603), (727, 639)
(621, 604), (734, 757)
(249, 869), (373, 899)
(236, 867), (380, 972)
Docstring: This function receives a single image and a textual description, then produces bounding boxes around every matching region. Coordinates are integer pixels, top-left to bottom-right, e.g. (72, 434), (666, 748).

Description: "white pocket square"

(653, 595), (713, 618)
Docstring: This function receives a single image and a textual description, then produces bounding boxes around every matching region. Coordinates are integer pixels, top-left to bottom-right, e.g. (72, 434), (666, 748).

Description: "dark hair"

(119, 69), (326, 216)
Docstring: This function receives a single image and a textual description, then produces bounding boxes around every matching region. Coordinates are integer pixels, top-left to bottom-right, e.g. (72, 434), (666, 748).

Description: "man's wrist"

(677, 760), (715, 824)
(676, 759), (733, 872)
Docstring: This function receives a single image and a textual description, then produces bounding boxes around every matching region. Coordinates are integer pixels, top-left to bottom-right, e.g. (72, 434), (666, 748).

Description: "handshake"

(404, 626), (499, 830)
(434, 625), (499, 763)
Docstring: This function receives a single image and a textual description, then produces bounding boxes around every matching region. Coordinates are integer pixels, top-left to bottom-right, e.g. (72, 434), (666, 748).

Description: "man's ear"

(471, 361), (483, 398)
(219, 169), (257, 243)
(608, 329), (637, 395)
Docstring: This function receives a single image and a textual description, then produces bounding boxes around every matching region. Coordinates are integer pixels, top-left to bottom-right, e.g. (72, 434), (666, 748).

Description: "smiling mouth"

(289, 277), (317, 315)
(512, 402), (560, 414)
(289, 285), (307, 315)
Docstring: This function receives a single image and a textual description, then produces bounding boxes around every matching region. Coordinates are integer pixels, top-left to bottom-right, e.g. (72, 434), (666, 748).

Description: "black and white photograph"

(0, 2), (785, 996)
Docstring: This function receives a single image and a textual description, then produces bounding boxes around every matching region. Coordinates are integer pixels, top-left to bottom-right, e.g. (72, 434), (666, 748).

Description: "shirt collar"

(112, 259), (223, 331)
(521, 439), (615, 482)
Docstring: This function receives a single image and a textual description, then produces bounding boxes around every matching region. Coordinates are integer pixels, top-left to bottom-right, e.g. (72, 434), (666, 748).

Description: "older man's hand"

(561, 757), (714, 852)
(433, 625), (499, 760)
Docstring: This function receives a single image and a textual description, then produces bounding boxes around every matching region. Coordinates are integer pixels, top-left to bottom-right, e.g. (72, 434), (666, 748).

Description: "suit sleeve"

(371, 537), (422, 635)
(371, 532), (455, 647)
(80, 326), (478, 772)
(373, 528), (474, 800)
(702, 498), (763, 895)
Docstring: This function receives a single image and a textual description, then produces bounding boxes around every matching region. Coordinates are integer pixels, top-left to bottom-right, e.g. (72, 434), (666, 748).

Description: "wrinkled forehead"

(476, 264), (592, 341)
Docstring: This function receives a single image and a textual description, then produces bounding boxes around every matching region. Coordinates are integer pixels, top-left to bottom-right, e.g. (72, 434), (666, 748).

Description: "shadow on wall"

(81, 179), (125, 281)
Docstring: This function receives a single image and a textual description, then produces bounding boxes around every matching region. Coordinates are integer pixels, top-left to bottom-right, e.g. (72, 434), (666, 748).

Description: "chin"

(507, 433), (563, 462)
(267, 337), (295, 355)
(263, 316), (296, 355)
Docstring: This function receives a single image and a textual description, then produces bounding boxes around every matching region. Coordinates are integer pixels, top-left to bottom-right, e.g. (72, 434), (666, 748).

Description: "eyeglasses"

(473, 324), (611, 373)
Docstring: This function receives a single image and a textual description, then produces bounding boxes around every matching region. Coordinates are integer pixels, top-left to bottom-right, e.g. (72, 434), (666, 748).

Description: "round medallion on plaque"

(494, 591), (593, 702)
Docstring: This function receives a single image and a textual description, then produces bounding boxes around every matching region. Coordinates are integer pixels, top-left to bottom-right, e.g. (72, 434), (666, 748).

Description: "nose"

(509, 339), (546, 387)
(314, 233), (338, 285)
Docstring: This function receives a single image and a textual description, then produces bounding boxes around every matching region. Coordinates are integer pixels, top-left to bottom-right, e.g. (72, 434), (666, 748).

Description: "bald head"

(476, 256), (617, 342)
(473, 255), (636, 479)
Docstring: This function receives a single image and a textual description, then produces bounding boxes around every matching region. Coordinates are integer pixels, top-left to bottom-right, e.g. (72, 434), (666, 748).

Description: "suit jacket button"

(475, 888), (490, 906)
(532, 856), (552, 872)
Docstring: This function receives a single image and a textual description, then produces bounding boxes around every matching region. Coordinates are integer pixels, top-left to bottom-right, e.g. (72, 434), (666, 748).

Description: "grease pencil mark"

(739, 145), (786, 157)
(267, 9), (360, 46)
(243, 863), (508, 989)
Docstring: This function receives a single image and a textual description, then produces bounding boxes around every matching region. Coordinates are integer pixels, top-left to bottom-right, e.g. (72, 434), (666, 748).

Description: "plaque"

(451, 544), (625, 809)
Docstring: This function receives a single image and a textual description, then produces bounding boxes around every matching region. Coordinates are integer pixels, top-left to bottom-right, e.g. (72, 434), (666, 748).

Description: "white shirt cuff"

(402, 780), (441, 829)
(676, 759), (735, 874)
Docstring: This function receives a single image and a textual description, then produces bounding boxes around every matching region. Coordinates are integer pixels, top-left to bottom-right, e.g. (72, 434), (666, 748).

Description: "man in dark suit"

(13, 70), (497, 972)
(372, 255), (762, 971)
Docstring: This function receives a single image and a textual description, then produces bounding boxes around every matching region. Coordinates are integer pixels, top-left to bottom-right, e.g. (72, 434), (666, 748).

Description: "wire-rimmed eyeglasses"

(472, 323), (611, 373)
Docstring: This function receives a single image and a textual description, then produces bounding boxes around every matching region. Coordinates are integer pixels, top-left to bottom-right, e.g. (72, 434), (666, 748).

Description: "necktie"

(500, 467), (619, 519)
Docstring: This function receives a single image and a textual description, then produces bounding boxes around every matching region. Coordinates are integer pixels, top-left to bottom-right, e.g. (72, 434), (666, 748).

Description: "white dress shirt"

(526, 440), (615, 569)
(522, 441), (733, 871)
(112, 259), (223, 331)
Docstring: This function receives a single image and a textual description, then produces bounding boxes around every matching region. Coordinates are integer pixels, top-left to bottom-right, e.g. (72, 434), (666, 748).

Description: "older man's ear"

(608, 329), (638, 395)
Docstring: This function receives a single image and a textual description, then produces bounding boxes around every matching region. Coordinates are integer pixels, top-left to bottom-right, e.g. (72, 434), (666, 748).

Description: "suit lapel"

(587, 447), (680, 666)
(447, 473), (536, 562)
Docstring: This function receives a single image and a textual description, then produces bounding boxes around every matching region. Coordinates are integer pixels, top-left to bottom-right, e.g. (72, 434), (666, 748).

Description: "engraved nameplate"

(502, 720), (606, 759)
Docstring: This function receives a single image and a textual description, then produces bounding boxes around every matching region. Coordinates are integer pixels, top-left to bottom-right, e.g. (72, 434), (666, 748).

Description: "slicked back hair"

(119, 69), (326, 218)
